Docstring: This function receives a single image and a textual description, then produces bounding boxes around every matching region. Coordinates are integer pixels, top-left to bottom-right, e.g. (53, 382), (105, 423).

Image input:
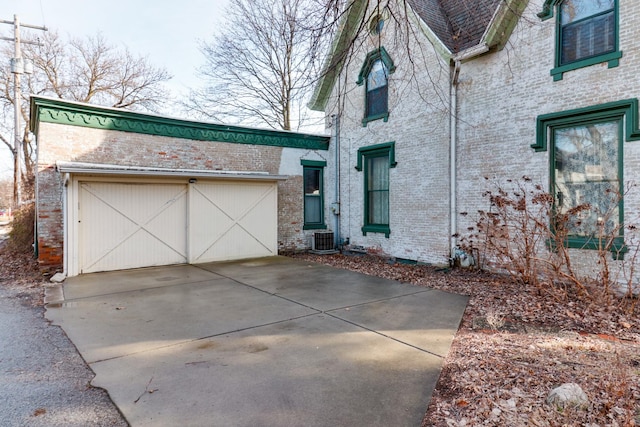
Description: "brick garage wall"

(36, 122), (320, 270)
(455, 0), (640, 277)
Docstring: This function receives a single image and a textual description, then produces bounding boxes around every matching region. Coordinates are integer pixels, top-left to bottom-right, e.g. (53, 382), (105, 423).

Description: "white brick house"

(311, 0), (640, 275)
(30, 97), (329, 276)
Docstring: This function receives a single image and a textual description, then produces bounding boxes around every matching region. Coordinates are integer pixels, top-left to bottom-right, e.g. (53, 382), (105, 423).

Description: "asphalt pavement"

(0, 282), (128, 426)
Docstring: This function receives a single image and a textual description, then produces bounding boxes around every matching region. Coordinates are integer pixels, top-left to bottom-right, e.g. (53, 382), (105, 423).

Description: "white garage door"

(76, 180), (278, 274)
(189, 181), (278, 264)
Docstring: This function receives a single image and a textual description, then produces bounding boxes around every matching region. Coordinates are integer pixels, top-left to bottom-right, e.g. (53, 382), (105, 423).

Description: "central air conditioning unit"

(311, 231), (335, 252)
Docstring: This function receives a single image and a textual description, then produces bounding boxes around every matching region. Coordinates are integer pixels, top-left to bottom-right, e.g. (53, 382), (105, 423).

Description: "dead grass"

(289, 252), (640, 426)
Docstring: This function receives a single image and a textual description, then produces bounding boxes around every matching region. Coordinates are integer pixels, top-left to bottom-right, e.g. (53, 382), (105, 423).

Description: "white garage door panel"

(79, 182), (188, 273)
(189, 181), (278, 263)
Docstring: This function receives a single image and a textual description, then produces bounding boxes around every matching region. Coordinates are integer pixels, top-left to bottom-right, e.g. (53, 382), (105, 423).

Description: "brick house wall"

(317, 0), (640, 279)
(32, 99), (329, 271)
(321, 2), (454, 265)
(455, 0), (640, 274)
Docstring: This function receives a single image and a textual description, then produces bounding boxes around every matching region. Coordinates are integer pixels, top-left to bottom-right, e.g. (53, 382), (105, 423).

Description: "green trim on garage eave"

(29, 97), (330, 151)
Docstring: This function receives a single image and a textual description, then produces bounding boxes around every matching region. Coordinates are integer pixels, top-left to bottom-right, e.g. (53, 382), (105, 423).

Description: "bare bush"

(461, 177), (639, 313)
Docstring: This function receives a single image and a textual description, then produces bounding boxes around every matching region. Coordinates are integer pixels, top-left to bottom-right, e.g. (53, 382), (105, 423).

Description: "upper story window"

(369, 15), (385, 35)
(538, 0), (622, 81)
(357, 47), (395, 126)
(560, 0), (615, 65)
(366, 60), (388, 120)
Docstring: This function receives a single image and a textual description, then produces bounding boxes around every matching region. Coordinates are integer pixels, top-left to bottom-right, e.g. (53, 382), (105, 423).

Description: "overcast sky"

(1, 0), (230, 176)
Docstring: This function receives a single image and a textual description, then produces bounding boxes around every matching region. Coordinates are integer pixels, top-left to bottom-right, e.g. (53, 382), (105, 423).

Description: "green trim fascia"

(532, 99), (640, 152)
(362, 224), (390, 238)
(356, 47), (396, 86)
(362, 112), (389, 127)
(407, 4), (452, 61)
(484, 0), (530, 50)
(30, 97), (330, 151)
(355, 141), (397, 171)
(308, 0), (368, 111)
(300, 159), (327, 167)
(551, 51), (622, 81)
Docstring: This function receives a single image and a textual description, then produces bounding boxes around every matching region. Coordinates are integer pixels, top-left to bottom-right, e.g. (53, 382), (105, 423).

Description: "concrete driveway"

(45, 256), (468, 426)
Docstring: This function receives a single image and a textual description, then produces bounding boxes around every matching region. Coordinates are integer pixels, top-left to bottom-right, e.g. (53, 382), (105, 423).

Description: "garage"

(59, 163), (283, 276)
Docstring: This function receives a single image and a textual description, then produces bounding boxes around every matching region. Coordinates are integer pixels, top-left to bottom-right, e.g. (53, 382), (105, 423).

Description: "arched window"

(366, 60), (388, 120)
(357, 47), (395, 126)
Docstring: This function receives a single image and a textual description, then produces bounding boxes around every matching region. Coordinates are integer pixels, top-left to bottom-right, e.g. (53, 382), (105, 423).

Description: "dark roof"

(407, 0), (501, 52)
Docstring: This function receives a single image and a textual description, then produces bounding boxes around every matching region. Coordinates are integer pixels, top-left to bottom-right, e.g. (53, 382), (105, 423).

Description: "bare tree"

(0, 31), (172, 202)
(187, 0), (337, 131)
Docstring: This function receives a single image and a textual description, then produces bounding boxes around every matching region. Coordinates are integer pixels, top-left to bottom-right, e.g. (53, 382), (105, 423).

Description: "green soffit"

(30, 97), (330, 151)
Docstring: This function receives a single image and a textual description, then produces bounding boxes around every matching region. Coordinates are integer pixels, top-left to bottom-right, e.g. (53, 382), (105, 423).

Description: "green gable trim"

(300, 159), (327, 167)
(30, 97), (330, 151)
(484, 0), (530, 50)
(532, 99), (640, 152)
(308, 0), (368, 111)
(355, 141), (397, 171)
(356, 47), (396, 86)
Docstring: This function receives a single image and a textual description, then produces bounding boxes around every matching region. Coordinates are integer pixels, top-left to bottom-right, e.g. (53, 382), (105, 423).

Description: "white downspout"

(332, 113), (341, 248)
(449, 44), (489, 261)
(450, 60), (460, 260)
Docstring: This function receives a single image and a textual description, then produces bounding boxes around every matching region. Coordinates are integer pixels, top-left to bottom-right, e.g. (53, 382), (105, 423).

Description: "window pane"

(561, 11), (614, 64)
(367, 60), (387, 90)
(304, 169), (320, 195)
(367, 86), (388, 117)
(366, 155), (389, 225)
(560, 0), (614, 25)
(554, 121), (620, 236)
(303, 167), (322, 225)
(304, 195), (321, 223)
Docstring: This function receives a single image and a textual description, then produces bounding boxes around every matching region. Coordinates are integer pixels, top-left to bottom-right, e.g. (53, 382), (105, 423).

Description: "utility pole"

(0, 15), (47, 208)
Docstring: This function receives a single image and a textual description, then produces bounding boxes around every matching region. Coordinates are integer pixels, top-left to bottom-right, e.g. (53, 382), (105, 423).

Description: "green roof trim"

(484, 0), (530, 50)
(30, 97), (330, 151)
(532, 98), (640, 152)
(308, 0), (368, 111)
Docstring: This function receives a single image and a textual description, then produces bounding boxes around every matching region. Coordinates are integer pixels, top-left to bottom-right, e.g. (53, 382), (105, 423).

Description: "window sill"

(548, 235), (627, 260)
(551, 50), (622, 81)
(362, 224), (390, 238)
(303, 224), (327, 230)
(362, 112), (389, 127)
